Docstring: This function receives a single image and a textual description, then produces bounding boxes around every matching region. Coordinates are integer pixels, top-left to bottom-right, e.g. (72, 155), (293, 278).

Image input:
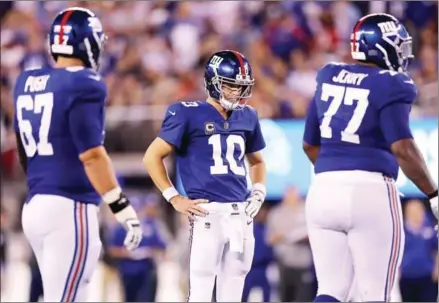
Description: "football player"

(303, 13), (438, 302)
(143, 50), (267, 302)
(13, 7), (142, 302)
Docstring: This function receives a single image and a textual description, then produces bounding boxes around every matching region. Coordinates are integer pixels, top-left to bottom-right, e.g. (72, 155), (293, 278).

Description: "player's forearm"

(249, 161), (266, 185)
(143, 151), (174, 192)
(391, 139), (437, 196)
(303, 142), (320, 164)
(79, 146), (119, 195)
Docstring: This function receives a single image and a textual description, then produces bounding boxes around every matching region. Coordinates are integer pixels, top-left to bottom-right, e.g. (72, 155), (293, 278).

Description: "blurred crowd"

(0, 1), (438, 302)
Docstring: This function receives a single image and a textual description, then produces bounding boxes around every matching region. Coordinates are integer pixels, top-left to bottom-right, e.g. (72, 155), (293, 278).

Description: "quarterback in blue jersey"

(13, 7), (142, 302)
(303, 13), (438, 302)
(144, 50), (267, 302)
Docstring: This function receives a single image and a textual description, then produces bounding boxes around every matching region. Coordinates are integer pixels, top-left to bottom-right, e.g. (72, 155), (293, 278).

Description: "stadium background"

(0, 1), (437, 302)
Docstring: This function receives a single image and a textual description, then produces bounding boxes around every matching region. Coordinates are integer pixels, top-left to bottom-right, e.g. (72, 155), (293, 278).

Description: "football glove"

(103, 188), (143, 251)
(245, 183), (266, 219)
(122, 217), (143, 251)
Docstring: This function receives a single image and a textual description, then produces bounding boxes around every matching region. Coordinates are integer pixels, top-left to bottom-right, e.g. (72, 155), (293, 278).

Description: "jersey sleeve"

(68, 73), (107, 154)
(245, 107), (266, 154)
(158, 103), (187, 150)
(303, 97), (321, 146)
(378, 73), (417, 145)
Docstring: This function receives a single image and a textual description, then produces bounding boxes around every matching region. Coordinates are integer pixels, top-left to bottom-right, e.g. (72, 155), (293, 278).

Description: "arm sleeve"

(158, 103), (187, 150)
(68, 77), (107, 154)
(379, 74), (417, 146)
(246, 109), (266, 154)
(303, 98), (321, 146)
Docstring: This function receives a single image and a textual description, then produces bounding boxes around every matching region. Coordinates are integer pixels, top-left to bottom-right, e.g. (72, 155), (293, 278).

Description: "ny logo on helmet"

(377, 21), (398, 34)
(209, 55), (223, 70)
(88, 17), (103, 32)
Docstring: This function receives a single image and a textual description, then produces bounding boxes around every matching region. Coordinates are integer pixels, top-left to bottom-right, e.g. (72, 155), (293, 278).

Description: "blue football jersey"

(159, 101), (266, 203)
(304, 62), (417, 179)
(13, 67), (107, 204)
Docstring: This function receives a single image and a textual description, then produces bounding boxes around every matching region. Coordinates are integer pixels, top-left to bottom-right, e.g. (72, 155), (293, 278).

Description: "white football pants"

(22, 194), (102, 302)
(306, 171), (404, 302)
(186, 202), (255, 302)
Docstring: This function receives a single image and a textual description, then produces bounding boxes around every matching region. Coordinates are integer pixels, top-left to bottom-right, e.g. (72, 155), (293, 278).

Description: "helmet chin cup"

(219, 97), (237, 111)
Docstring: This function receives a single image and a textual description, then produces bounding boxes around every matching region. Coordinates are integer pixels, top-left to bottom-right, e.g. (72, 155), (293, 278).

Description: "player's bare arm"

(303, 99), (321, 164)
(390, 139), (437, 197)
(245, 151), (267, 219)
(303, 142), (320, 164)
(79, 144), (142, 250)
(246, 151), (266, 184)
(79, 146), (120, 194)
(143, 137), (208, 219)
(15, 131), (27, 173)
(379, 73), (438, 219)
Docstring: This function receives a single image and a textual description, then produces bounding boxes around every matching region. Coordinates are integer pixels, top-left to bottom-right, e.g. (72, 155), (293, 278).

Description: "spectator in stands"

(109, 195), (167, 302)
(400, 199), (438, 302)
(266, 186), (313, 301)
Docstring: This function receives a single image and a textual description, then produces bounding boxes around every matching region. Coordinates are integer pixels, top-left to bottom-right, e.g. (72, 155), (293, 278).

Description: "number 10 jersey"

(158, 101), (266, 203)
(13, 67), (107, 204)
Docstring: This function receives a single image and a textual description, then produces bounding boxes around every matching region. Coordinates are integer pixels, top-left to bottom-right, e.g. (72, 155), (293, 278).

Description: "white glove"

(122, 217), (143, 251)
(103, 188), (143, 251)
(113, 204), (143, 251)
(430, 196), (438, 220)
(245, 183), (266, 219)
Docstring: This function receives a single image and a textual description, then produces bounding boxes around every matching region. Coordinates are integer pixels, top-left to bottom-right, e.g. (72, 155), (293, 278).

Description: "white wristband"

(252, 183), (266, 198)
(102, 186), (122, 204)
(163, 187), (180, 202)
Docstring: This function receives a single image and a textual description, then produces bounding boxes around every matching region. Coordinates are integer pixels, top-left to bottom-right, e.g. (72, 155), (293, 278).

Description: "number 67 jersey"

(304, 62), (417, 179)
(159, 101), (266, 203)
(13, 67), (106, 204)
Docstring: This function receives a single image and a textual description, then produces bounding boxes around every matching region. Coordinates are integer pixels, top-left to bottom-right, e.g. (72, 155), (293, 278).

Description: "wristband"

(102, 186), (123, 204)
(102, 186), (130, 214)
(428, 190), (438, 200)
(252, 183), (266, 198)
(163, 187), (180, 202)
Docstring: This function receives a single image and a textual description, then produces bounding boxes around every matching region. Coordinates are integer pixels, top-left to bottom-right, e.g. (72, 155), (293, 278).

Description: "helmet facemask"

(379, 25), (414, 72)
(212, 75), (254, 111)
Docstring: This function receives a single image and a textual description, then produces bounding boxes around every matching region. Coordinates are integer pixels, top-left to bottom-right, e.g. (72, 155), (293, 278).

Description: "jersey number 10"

(320, 83), (370, 144)
(16, 93), (54, 157)
(209, 134), (246, 176)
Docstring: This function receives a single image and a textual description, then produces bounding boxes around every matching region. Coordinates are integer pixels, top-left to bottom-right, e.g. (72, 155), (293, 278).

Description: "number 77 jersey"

(13, 67), (107, 204)
(304, 62), (417, 179)
(158, 101), (266, 203)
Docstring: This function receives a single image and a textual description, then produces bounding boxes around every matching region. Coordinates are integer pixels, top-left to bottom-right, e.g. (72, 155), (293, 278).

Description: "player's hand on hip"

(170, 195), (208, 220)
(246, 190), (265, 219)
(430, 196), (438, 220)
(123, 218), (143, 251)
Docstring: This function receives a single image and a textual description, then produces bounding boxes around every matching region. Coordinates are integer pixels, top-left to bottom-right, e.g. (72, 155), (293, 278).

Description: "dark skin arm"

(303, 142), (320, 165)
(391, 138), (436, 196)
(15, 132), (27, 173)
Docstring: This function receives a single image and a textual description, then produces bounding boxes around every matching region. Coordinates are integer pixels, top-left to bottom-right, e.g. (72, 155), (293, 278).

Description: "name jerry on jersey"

(332, 69), (368, 86)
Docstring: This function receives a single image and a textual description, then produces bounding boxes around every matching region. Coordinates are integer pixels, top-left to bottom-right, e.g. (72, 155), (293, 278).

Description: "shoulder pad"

(380, 71), (417, 107)
(70, 69), (107, 104)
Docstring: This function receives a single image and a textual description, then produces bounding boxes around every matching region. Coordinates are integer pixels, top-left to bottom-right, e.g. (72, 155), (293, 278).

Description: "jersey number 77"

(320, 83), (370, 144)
